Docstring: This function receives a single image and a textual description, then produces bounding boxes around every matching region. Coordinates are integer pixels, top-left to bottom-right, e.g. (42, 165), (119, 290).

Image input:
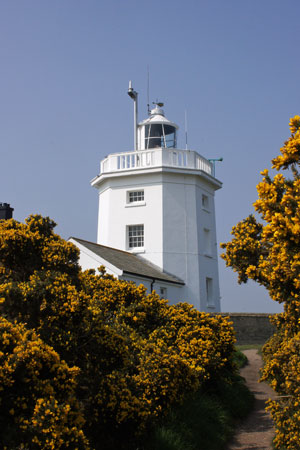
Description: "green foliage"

(233, 348), (249, 368)
(144, 374), (254, 450)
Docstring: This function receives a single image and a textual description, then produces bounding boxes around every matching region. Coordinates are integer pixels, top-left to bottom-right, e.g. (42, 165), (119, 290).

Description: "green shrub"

(144, 374), (254, 450)
(233, 348), (248, 368)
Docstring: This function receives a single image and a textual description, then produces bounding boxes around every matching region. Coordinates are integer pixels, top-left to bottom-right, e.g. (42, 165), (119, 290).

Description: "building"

(72, 84), (222, 311)
(69, 237), (184, 299)
(0, 203), (14, 220)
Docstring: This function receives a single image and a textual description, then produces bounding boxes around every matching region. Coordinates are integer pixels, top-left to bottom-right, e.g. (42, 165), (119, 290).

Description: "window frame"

(203, 228), (212, 256)
(202, 194), (210, 211)
(127, 224), (144, 251)
(125, 190), (146, 207)
(206, 277), (215, 307)
(144, 123), (177, 149)
(159, 287), (167, 299)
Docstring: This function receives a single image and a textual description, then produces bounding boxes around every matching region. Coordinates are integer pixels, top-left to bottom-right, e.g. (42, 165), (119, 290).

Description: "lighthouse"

(71, 83), (222, 312)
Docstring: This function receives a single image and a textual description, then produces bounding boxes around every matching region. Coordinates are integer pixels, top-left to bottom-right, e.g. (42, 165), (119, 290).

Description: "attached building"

(70, 237), (184, 301)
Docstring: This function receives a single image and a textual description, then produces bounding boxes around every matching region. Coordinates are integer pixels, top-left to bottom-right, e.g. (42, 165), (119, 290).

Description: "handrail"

(100, 148), (213, 176)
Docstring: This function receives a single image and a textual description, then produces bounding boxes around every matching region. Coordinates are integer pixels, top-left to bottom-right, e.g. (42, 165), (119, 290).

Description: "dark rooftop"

(71, 237), (184, 285)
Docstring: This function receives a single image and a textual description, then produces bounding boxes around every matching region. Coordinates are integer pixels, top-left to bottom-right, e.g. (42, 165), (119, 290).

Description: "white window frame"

(206, 277), (215, 308)
(125, 190), (146, 207)
(127, 224), (144, 251)
(202, 194), (209, 211)
(204, 228), (212, 256)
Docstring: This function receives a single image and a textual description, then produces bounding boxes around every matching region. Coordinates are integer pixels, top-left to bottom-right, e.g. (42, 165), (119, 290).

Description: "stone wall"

(220, 313), (276, 345)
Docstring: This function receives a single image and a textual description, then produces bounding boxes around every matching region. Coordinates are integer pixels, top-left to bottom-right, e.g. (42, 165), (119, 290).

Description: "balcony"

(99, 148), (214, 177)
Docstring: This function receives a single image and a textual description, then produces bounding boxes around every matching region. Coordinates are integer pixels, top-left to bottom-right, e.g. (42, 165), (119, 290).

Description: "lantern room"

(137, 104), (178, 150)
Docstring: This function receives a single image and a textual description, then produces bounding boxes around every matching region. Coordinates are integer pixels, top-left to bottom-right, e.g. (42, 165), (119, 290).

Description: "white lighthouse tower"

(74, 83), (222, 312)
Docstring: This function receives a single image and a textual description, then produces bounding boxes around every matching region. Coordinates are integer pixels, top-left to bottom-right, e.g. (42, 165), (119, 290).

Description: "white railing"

(100, 148), (213, 176)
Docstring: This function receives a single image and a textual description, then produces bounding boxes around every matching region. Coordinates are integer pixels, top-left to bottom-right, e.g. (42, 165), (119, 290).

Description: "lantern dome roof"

(138, 106), (179, 129)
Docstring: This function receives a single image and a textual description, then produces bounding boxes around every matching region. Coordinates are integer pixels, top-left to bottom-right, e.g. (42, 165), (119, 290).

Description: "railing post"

(99, 149), (216, 177)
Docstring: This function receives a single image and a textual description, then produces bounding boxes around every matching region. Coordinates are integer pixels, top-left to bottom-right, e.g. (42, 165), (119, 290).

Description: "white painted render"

(161, 171), (220, 311)
(119, 273), (184, 305)
(96, 173), (163, 267)
(92, 151), (221, 312)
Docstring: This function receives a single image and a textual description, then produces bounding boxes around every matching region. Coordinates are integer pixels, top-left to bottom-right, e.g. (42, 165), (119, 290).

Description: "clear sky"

(1, 0), (299, 313)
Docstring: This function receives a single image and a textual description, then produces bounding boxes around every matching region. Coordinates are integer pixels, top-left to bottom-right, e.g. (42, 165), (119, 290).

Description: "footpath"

(226, 349), (276, 450)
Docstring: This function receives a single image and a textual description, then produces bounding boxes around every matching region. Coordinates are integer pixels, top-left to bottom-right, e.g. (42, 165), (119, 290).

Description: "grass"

(233, 348), (249, 368)
(143, 369), (254, 450)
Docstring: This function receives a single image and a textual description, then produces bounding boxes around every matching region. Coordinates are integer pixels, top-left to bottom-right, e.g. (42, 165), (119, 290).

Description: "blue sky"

(1, 0), (299, 312)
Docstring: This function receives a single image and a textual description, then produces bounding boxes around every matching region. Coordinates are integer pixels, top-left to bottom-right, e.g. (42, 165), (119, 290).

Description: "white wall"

(119, 273), (184, 305)
(69, 238), (122, 277)
(97, 172), (164, 268)
(161, 171), (220, 311)
(94, 165), (221, 312)
(196, 182), (221, 311)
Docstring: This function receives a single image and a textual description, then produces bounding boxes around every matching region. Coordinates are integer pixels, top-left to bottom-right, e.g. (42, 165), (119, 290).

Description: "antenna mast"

(185, 110), (188, 150)
(127, 81), (138, 151)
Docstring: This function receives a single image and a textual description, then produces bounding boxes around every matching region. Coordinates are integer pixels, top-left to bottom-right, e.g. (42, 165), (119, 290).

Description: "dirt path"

(226, 349), (276, 450)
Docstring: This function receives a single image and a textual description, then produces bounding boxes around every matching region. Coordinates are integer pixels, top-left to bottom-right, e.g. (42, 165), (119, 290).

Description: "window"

(128, 225), (144, 248)
(204, 228), (212, 255)
(144, 124), (176, 149)
(125, 190), (145, 208)
(206, 277), (214, 307)
(160, 287), (167, 298)
(128, 190), (144, 203)
(202, 194), (209, 210)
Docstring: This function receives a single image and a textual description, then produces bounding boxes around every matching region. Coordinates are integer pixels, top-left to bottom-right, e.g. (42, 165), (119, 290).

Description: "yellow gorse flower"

(221, 115), (300, 450)
(0, 214), (236, 449)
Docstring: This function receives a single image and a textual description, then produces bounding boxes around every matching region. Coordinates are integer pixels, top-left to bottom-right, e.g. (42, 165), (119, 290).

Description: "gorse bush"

(0, 317), (88, 449)
(0, 215), (237, 449)
(221, 115), (300, 450)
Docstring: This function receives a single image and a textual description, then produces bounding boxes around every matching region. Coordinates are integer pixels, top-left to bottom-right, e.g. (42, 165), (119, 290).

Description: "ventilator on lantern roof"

(137, 102), (178, 150)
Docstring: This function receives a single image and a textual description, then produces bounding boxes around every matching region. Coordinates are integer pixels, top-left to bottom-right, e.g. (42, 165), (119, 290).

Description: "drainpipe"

(151, 278), (156, 292)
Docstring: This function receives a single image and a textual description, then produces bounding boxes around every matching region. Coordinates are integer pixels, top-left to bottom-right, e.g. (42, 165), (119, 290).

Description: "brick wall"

(219, 313), (276, 345)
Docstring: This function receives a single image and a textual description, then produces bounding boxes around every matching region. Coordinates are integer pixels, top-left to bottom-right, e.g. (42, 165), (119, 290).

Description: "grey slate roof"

(71, 237), (184, 285)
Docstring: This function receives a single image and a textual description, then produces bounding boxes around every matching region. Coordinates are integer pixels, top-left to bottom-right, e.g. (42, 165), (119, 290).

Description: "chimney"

(0, 203), (14, 220)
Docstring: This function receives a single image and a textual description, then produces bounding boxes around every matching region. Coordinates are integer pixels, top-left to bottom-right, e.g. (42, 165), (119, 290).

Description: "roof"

(138, 108), (178, 129)
(70, 237), (184, 285)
